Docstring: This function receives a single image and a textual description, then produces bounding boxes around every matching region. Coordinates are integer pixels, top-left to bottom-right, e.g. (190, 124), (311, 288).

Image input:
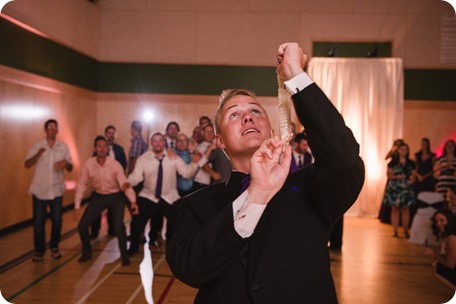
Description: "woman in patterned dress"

(434, 139), (456, 207)
(382, 142), (417, 237)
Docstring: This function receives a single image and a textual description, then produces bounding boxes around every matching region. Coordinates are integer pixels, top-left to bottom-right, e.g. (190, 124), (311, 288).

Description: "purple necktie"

(240, 175), (250, 193)
(155, 157), (164, 199)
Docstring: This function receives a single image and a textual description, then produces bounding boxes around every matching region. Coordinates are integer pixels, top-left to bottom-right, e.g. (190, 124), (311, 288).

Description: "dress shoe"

(78, 253), (92, 263)
(122, 257), (131, 266)
(329, 246), (341, 252)
(128, 248), (139, 257)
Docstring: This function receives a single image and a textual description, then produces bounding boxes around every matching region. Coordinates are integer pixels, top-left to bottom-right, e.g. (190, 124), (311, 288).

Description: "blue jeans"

(32, 195), (63, 254)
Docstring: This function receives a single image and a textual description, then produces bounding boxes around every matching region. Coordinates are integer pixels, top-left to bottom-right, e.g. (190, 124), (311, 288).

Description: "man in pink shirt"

(74, 136), (139, 266)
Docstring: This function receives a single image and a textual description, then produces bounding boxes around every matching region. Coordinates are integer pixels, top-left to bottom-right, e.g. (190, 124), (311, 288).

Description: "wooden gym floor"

(0, 209), (454, 304)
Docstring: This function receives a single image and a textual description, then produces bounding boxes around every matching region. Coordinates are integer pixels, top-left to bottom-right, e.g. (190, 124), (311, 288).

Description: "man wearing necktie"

(125, 132), (206, 256)
(290, 132), (312, 173)
(167, 43), (364, 303)
(164, 121), (180, 149)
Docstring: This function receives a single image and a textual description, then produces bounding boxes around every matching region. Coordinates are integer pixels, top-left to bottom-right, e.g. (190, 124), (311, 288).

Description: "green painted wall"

(1, 18), (455, 100)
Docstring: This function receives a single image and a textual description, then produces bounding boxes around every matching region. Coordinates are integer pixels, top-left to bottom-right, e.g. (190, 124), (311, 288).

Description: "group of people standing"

(24, 107), (320, 266)
(24, 115), (236, 265)
(381, 138), (456, 237)
(380, 137), (456, 288)
(23, 42), (366, 302)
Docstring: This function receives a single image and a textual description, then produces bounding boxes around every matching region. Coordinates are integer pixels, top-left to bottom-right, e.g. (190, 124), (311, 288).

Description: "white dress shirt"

(194, 141), (212, 185)
(26, 139), (73, 200)
(128, 150), (207, 204)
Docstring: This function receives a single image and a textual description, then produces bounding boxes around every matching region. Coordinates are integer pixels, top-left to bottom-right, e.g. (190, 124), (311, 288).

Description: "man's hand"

(25, 147), (47, 168)
(122, 182), (131, 192)
(191, 152), (203, 163)
(276, 42), (308, 81)
(167, 148), (178, 160)
(73, 209), (81, 221)
(248, 136), (292, 205)
(210, 171), (222, 182)
(131, 202), (139, 215)
(54, 159), (68, 170)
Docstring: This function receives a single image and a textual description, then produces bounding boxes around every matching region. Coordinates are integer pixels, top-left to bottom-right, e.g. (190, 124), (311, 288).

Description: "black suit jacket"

(112, 143), (127, 171)
(167, 83), (365, 303)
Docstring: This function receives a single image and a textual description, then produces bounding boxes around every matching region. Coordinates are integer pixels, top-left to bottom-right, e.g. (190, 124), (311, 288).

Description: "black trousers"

(329, 216), (344, 250)
(78, 192), (128, 259)
(129, 197), (177, 251)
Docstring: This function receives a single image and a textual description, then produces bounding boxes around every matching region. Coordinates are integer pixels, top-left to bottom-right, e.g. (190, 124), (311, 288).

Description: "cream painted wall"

(3, 0), (456, 68)
(404, 100), (456, 156)
(3, 0), (101, 58)
(0, 66), (97, 229)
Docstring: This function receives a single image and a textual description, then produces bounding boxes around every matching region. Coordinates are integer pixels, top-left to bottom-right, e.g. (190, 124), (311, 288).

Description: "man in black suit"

(290, 132), (312, 173)
(105, 125), (127, 171)
(166, 43), (365, 303)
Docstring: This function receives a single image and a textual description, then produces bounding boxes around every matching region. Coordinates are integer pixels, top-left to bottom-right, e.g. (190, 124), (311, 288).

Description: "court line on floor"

(0, 227), (79, 274)
(7, 250), (81, 301)
(125, 254), (166, 304)
(6, 236), (104, 302)
(156, 277), (175, 304)
(74, 262), (123, 304)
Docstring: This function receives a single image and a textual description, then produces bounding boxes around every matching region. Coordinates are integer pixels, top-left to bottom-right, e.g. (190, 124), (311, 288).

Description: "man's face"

(216, 95), (271, 158)
(203, 125), (215, 143)
(105, 128), (116, 144)
(166, 124), (179, 139)
(151, 134), (165, 154)
(192, 126), (203, 143)
(95, 139), (109, 158)
(295, 139), (309, 154)
(199, 117), (211, 127)
(45, 122), (59, 139)
(176, 134), (189, 152)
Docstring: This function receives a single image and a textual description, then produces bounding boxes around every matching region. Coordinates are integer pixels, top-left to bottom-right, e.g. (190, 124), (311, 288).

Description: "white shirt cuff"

(232, 191), (267, 238)
(283, 72), (314, 94)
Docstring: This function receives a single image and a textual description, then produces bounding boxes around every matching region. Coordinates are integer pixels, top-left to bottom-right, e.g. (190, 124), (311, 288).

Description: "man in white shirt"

(126, 132), (206, 256)
(25, 119), (73, 262)
(192, 123), (216, 191)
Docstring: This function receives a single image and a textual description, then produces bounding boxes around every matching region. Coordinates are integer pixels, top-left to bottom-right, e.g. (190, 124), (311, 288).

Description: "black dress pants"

(129, 197), (177, 252)
(78, 192), (128, 259)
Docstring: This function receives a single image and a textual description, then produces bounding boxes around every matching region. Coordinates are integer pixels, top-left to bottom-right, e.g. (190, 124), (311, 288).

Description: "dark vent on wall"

(313, 42), (392, 58)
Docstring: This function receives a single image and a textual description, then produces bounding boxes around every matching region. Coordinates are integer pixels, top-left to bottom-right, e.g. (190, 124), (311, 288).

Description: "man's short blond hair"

(214, 89), (259, 135)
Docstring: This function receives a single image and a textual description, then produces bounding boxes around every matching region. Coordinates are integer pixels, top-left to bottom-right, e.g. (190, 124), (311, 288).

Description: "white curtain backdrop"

(307, 58), (403, 217)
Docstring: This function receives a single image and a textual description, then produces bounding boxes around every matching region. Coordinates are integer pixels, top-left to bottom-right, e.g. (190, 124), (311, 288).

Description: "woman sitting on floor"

(424, 209), (456, 289)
